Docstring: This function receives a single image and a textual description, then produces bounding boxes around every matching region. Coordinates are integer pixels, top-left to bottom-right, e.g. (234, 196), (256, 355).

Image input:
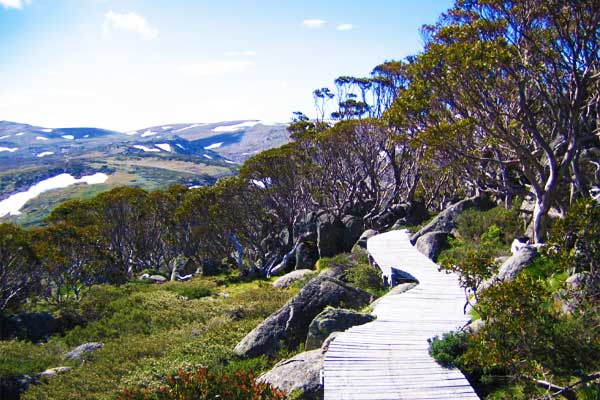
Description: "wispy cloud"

(224, 50), (256, 57)
(337, 23), (354, 31)
(103, 11), (158, 40)
(178, 60), (255, 78)
(0, 0), (30, 9)
(302, 19), (326, 28)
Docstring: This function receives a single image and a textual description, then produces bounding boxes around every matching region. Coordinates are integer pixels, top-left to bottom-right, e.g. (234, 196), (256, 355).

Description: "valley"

(0, 120), (289, 226)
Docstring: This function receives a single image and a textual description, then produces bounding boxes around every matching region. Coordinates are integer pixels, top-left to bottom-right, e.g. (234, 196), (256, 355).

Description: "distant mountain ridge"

(0, 119), (290, 226)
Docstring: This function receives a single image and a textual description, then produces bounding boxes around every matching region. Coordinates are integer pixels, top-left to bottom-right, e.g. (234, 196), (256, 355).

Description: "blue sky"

(0, 0), (453, 131)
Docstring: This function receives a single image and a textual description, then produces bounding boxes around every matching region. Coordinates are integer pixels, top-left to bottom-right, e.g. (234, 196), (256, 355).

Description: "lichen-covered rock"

(316, 212), (345, 258)
(415, 231), (449, 261)
(234, 276), (371, 358)
(139, 274), (168, 283)
(258, 349), (324, 400)
(496, 247), (538, 281)
(273, 269), (315, 289)
(351, 229), (378, 253)
(295, 241), (319, 270)
(65, 342), (104, 360)
(320, 331), (341, 353)
(305, 308), (375, 350)
(479, 247), (538, 291)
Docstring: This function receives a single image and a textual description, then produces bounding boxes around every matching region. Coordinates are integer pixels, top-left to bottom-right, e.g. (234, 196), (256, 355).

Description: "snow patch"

(175, 144), (185, 150)
(161, 126), (172, 130)
(141, 130), (157, 137)
(0, 135), (11, 140)
(258, 120), (281, 126)
(36, 136), (49, 141)
(212, 121), (259, 132)
(174, 123), (205, 132)
(0, 173), (109, 217)
(224, 160), (236, 164)
(37, 152), (55, 158)
(133, 145), (160, 152)
(0, 147), (18, 153)
(125, 131), (138, 136)
(61, 135), (75, 140)
(203, 154), (213, 160)
(15, 132), (26, 136)
(155, 143), (172, 152)
(251, 179), (266, 189)
(84, 135), (90, 138)
(204, 142), (223, 150)
(40, 128), (53, 133)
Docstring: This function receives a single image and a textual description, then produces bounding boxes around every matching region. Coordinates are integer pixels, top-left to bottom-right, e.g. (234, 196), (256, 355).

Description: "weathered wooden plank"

(322, 229), (478, 400)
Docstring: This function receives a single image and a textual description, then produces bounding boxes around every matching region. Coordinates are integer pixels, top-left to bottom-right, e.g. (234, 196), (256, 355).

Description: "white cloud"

(178, 60), (255, 78)
(0, 0), (30, 9)
(337, 23), (354, 31)
(103, 10), (158, 40)
(302, 19), (326, 28)
(224, 50), (256, 57)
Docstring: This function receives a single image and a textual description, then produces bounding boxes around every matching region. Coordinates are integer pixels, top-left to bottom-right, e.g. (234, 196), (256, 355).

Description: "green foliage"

(548, 198), (600, 280)
(456, 206), (522, 247)
(428, 331), (469, 369)
(438, 206), (525, 299)
(465, 275), (600, 397)
(164, 280), (215, 300)
(0, 223), (41, 313)
(346, 263), (385, 296)
(117, 368), (287, 400)
(0, 340), (66, 378)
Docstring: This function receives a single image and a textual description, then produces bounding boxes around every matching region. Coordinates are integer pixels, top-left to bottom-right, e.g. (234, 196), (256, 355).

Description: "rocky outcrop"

(341, 215), (364, 252)
(479, 247), (538, 291)
(410, 195), (491, 243)
(65, 342), (104, 360)
(40, 367), (72, 379)
(497, 247), (538, 281)
(234, 276), (371, 358)
(305, 308), (375, 350)
(290, 211), (368, 269)
(317, 213), (346, 258)
(258, 349), (324, 400)
(139, 274), (168, 283)
(295, 241), (319, 270)
(273, 269), (315, 289)
(415, 231), (449, 261)
(373, 202), (430, 230)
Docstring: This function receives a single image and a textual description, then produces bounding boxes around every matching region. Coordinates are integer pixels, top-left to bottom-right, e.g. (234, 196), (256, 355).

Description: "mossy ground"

(1, 275), (296, 400)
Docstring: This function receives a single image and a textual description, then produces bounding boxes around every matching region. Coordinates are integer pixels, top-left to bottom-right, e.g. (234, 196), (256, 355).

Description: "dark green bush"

(456, 206), (523, 246)
(429, 331), (469, 369)
(165, 283), (214, 300)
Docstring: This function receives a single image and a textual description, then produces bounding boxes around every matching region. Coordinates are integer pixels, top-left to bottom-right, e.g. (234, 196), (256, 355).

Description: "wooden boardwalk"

(322, 229), (479, 399)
